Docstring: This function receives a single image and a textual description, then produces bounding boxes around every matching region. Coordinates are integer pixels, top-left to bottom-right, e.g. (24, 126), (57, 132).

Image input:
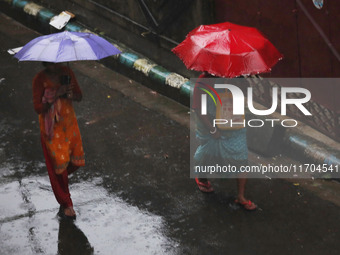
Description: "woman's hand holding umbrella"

(56, 84), (68, 98)
(55, 84), (81, 102)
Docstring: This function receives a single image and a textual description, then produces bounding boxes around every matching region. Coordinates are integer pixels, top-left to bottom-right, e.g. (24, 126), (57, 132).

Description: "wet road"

(1, 12), (340, 255)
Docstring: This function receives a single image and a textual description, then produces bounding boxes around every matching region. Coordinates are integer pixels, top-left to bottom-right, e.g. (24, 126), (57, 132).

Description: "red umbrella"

(172, 22), (283, 78)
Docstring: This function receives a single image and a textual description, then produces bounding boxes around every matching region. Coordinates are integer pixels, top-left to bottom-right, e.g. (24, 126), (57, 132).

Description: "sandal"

(234, 199), (257, 211)
(195, 177), (214, 193)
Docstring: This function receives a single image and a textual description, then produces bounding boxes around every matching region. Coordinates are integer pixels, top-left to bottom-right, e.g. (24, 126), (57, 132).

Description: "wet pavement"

(1, 12), (340, 255)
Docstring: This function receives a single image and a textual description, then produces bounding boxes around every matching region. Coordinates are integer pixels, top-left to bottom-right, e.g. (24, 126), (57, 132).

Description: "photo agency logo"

(312, 0), (324, 9)
(198, 81), (312, 129)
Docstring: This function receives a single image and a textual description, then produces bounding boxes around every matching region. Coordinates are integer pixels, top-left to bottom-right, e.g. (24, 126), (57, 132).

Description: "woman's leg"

(236, 173), (257, 210)
(41, 135), (73, 209)
(236, 175), (247, 202)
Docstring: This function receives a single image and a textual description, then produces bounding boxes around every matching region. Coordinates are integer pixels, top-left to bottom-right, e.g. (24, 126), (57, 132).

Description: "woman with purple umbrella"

(33, 62), (84, 219)
(15, 31), (121, 219)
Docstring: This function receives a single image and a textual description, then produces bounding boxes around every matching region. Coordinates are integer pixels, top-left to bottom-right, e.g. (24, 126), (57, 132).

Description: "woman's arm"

(194, 109), (221, 139)
(192, 83), (221, 139)
(66, 85), (82, 102)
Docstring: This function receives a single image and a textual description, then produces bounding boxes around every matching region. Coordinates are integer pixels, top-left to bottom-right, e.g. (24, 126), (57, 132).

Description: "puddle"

(0, 177), (179, 255)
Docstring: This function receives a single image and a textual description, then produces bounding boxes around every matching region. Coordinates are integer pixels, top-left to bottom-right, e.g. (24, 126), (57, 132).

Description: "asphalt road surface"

(1, 12), (340, 255)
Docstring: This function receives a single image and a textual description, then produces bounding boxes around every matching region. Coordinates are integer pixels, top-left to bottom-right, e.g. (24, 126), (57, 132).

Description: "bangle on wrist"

(210, 127), (217, 134)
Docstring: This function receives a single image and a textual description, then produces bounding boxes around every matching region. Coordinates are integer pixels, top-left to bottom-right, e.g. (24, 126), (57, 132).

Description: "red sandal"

(195, 177), (214, 193)
(234, 199), (257, 211)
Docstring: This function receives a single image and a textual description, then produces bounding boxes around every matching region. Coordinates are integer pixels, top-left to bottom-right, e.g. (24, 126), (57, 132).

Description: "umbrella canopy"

(14, 31), (121, 62)
(172, 22), (283, 78)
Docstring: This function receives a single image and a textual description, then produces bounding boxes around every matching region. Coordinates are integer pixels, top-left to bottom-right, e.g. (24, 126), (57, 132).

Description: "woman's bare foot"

(195, 178), (214, 193)
(58, 206), (76, 219)
(64, 207), (76, 217)
(235, 196), (257, 211)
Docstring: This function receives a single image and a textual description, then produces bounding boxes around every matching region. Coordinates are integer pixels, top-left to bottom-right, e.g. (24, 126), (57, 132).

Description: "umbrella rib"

(87, 38), (106, 59)
(85, 36), (100, 59)
(36, 38), (53, 62)
(88, 35), (115, 59)
(73, 34), (80, 61)
(56, 32), (67, 62)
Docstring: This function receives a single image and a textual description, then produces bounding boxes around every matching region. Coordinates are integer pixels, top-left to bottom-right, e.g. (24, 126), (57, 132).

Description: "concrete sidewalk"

(1, 0), (340, 170)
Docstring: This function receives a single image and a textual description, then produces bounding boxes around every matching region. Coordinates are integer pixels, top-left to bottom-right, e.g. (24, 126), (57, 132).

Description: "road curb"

(284, 131), (340, 170)
(2, 0), (340, 169)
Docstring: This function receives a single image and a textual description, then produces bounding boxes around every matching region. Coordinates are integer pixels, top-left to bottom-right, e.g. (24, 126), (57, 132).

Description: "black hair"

(42, 62), (55, 67)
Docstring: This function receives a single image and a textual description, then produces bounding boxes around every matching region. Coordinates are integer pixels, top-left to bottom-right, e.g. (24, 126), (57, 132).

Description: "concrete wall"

(215, 0), (340, 79)
(214, 0), (340, 141)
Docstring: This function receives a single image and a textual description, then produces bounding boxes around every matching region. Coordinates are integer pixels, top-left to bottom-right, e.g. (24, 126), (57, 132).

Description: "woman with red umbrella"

(173, 22), (283, 211)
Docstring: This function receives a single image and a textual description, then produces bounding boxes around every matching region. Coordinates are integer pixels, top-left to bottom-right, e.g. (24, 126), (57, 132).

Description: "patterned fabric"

(42, 88), (61, 140)
(33, 66), (85, 174)
(194, 128), (248, 164)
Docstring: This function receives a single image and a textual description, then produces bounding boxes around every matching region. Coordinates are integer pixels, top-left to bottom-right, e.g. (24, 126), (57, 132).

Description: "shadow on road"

(58, 219), (94, 255)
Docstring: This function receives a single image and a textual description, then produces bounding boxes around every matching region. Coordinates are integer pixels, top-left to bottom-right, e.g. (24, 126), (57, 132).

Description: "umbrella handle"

(60, 62), (71, 85)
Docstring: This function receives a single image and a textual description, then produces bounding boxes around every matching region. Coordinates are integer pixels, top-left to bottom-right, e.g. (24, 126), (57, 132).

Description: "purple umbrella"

(14, 31), (121, 62)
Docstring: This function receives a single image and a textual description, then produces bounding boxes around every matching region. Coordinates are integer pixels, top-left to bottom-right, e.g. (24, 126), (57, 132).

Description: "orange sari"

(33, 66), (85, 174)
